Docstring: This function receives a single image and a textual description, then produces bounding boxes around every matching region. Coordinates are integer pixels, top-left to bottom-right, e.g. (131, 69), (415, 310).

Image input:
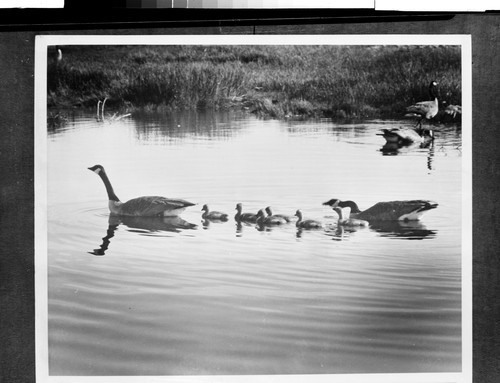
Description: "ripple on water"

(46, 113), (463, 375)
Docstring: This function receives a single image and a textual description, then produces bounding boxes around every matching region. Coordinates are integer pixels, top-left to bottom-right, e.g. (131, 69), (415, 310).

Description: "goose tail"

(398, 200), (439, 221)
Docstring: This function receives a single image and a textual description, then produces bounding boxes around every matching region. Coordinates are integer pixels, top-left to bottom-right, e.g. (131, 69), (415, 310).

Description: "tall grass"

(47, 45), (461, 119)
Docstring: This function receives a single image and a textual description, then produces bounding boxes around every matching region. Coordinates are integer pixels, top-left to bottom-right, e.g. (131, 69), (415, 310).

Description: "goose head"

(235, 203), (243, 212)
(88, 164), (105, 174)
(201, 204), (209, 212)
(294, 210), (303, 220)
(322, 199), (340, 208)
(265, 206), (273, 216)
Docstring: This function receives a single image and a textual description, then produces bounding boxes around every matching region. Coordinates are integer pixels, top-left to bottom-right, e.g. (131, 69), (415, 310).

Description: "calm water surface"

(47, 110), (462, 376)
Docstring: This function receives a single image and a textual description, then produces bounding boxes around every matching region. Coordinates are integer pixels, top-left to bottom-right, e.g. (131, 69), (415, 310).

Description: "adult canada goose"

(265, 206), (296, 222)
(234, 203), (258, 223)
(202, 204), (229, 221)
(88, 164), (195, 217)
(256, 209), (287, 225)
(333, 207), (369, 227)
(406, 81), (439, 128)
(378, 127), (434, 145)
(294, 210), (323, 229)
(323, 199), (438, 221)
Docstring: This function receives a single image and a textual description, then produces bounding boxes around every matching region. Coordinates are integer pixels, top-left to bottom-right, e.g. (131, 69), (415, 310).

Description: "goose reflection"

(89, 215), (197, 256)
(89, 222), (118, 256)
(380, 138), (433, 154)
(320, 219), (436, 241)
(380, 140), (435, 170)
(370, 220), (437, 240)
(322, 223), (365, 241)
(119, 215), (197, 232)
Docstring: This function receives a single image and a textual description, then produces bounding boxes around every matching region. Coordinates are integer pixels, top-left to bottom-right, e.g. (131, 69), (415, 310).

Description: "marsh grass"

(47, 45), (461, 120)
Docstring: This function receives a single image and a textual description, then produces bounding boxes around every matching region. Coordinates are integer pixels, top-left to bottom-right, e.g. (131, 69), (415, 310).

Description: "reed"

(47, 45), (461, 120)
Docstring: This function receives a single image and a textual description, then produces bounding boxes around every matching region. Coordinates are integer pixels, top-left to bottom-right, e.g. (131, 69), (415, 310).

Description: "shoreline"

(47, 45), (462, 122)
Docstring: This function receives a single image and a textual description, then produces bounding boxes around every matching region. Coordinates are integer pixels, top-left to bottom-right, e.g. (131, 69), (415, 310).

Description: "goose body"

(88, 165), (195, 217)
(405, 81), (439, 128)
(235, 203), (258, 223)
(378, 127), (433, 145)
(202, 204), (229, 221)
(256, 209), (287, 225)
(294, 210), (323, 229)
(265, 206), (296, 222)
(323, 199), (438, 221)
(333, 207), (368, 227)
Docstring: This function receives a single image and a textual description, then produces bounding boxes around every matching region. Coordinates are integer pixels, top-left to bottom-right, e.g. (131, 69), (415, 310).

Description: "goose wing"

(121, 196), (195, 216)
(357, 200), (438, 221)
(406, 100), (438, 119)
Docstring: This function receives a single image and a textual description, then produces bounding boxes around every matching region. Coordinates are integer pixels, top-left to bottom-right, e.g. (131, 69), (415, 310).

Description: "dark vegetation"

(47, 45), (461, 120)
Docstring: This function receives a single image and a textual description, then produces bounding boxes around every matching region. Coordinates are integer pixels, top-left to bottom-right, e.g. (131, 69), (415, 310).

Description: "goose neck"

(339, 200), (360, 213)
(98, 170), (120, 202)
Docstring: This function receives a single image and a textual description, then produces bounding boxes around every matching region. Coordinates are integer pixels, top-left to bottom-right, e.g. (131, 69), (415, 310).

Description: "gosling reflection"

(90, 215), (198, 256)
(370, 220), (437, 240)
(322, 224), (364, 241)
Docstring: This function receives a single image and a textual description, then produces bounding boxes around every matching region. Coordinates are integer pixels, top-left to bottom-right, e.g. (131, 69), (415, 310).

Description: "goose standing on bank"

(88, 165), (196, 216)
(202, 204), (229, 221)
(405, 81), (439, 129)
(323, 198), (438, 221)
(333, 207), (369, 227)
(234, 203), (258, 223)
(265, 206), (296, 222)
(294, 210), (323, 229)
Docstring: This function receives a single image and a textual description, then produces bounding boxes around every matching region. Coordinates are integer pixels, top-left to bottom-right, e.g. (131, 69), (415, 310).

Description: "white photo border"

(35, 34), (472, 383)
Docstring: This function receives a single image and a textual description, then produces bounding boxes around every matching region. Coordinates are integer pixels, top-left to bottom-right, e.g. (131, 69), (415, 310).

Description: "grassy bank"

(47, 45), (461, 120)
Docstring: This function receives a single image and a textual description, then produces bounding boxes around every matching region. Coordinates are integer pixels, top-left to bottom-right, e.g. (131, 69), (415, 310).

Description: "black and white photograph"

(35, 35), (472, 382)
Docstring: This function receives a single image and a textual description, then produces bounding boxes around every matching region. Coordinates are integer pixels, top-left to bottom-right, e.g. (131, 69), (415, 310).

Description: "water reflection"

(89, 214), (438, 254)
(287, 122), (370, 139)
(133, 109), (247, 143)
(295, 225), (334, 239)
(322, 224), (368, 241)
(380, 141), (435, 170)
(370, 220), (437, 240)
(89, 215), (198, 256)
(89, 222), (118, 256)
(201, 218), (230, 229)
(380, 140), (433, 154)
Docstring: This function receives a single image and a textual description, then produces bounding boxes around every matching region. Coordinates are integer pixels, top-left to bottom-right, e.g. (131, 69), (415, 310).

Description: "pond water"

(46, 109), (463, 376)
